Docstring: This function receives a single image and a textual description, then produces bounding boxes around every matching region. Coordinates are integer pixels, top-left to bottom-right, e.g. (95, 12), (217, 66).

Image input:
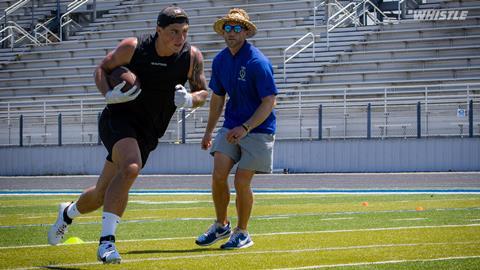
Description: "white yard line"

(2, 190), (480, 196)
(396, 198), (480, 203)
(392, 218), (428, 221)
(2, 223), (480, 250)
(271, 255), (480, 270)
(256, 223), (480, 237)
(129, 200), (211, 205)
(128, 206), (206, 211)
(3, 207), (479, 229)
(11, 242), (480, 270)
(256, 217), (291, 220)
(320, 218), (354, 221)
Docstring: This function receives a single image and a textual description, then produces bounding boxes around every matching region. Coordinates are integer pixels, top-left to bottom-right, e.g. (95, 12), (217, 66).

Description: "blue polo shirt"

(209, 41), (278, 134)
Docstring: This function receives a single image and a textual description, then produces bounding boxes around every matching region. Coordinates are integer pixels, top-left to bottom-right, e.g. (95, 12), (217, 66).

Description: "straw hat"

(213, 8), (257, 38)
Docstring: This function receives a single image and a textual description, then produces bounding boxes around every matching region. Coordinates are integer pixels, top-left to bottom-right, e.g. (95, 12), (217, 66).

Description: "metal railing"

(59, 0), (90, 41)
(326, 0), (362, 27)
(0, 82), (478, 145)
(176, 106), (201, 143)
(397, 0), (422, 19)
(29, 0), (93, 43)
(313, 0), (325, 28)
(1, 83), (478, 116)
(0, 0), (91, 47)
(276, 82), (479, 140)
(0, 21), (40, 48)
(326, 0), (391, 49)
(283, 32), (315, 82)
(327, 1), (362, 48)
(34, 22), (61, 43)
(0, 0), (31, 23)
(360, 0), (391, 25)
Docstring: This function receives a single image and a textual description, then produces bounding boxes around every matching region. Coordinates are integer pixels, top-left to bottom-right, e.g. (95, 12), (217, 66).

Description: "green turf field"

(1, 194), (480, 269)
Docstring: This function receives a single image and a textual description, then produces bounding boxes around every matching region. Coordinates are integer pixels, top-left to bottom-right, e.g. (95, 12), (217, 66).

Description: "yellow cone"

(64, 237), (84, 245)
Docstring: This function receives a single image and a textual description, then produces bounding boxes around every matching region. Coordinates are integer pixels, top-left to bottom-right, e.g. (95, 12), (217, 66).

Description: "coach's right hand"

(105, 81), (142, 104)
(201, 132), (212, 150)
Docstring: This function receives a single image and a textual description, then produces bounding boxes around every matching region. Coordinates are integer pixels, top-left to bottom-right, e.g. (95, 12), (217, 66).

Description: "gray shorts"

(211, 127), (275, 173)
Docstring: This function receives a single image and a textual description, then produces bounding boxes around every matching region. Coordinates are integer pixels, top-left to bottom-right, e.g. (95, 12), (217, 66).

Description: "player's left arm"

(187, 46), (208, 108)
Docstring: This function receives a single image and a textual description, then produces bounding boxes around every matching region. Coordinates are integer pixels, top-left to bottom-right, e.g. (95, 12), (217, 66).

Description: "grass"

(0, 194), (479, 269)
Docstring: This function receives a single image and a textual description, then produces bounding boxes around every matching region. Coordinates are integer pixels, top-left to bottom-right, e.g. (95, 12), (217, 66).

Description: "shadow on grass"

(40, 267), (82, 270)
(125, 247), (221, 255)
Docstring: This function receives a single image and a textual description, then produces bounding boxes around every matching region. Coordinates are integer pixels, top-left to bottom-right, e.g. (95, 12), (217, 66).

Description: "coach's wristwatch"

(242, 123), (251, 133)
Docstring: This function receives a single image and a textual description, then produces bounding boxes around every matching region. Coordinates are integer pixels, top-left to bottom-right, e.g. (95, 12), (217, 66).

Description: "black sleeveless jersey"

(108, 33), (191, 138)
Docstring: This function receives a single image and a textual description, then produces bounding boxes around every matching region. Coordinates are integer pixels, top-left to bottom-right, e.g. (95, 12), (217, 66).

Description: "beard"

(225, 38), (241, 49)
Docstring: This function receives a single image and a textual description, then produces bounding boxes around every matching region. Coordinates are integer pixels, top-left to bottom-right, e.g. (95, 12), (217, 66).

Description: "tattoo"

(189, 48), (207, 92)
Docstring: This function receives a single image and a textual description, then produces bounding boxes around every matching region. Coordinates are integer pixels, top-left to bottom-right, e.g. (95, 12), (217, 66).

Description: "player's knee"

(120, 163), (141, 180)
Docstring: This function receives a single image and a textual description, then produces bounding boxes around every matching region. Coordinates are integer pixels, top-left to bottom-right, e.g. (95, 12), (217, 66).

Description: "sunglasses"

(223, 24), (243, 33)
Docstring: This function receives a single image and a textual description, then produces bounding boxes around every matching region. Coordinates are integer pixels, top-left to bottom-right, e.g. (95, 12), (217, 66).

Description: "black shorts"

(98, 107), (158, 168)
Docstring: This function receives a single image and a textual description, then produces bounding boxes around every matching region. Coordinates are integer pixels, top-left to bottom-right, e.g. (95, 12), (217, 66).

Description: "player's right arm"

(201, 92), (225, 150)
(94, 37), (137, 96)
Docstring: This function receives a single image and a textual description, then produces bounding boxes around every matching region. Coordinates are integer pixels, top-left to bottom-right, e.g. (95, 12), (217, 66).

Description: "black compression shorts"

(98, 107), (158, 168)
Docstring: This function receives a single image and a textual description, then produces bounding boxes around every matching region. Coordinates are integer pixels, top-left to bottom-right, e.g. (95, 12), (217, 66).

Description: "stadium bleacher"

(0, 0), (478, 145)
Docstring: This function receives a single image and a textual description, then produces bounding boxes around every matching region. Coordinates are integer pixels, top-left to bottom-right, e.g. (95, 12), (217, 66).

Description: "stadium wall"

(0, 138), (479, 175)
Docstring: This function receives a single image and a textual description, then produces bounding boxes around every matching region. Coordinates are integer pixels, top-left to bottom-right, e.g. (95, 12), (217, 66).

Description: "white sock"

(66, 202), (81, 219)
(101, 212), (120, 237)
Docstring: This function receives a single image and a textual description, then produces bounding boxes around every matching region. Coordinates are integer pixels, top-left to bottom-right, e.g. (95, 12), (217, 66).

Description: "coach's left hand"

(226, 126), (247, 144)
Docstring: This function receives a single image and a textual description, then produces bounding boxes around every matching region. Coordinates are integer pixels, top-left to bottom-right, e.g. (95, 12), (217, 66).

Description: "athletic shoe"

(47, 202), (73, 245)
(195, 221), (232, 246)
(220, 228), (254, 249)
(97, 235), (121, 264)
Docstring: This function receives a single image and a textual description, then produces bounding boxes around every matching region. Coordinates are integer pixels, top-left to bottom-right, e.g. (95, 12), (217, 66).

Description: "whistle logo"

(412, 9), (468, 20)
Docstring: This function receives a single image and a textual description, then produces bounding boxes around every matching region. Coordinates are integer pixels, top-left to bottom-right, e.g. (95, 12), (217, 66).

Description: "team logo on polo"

(238, 66), (246, 81)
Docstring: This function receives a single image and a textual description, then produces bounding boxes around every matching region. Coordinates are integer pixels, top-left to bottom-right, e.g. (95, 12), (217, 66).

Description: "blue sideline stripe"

(1, 189), (480, 195)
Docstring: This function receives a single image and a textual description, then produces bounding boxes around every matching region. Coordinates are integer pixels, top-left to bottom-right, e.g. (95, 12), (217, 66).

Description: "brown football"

(107, 66), (141, 93)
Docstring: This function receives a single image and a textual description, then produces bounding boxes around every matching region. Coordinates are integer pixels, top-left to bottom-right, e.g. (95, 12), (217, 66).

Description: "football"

(107, 66), (140, 93)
